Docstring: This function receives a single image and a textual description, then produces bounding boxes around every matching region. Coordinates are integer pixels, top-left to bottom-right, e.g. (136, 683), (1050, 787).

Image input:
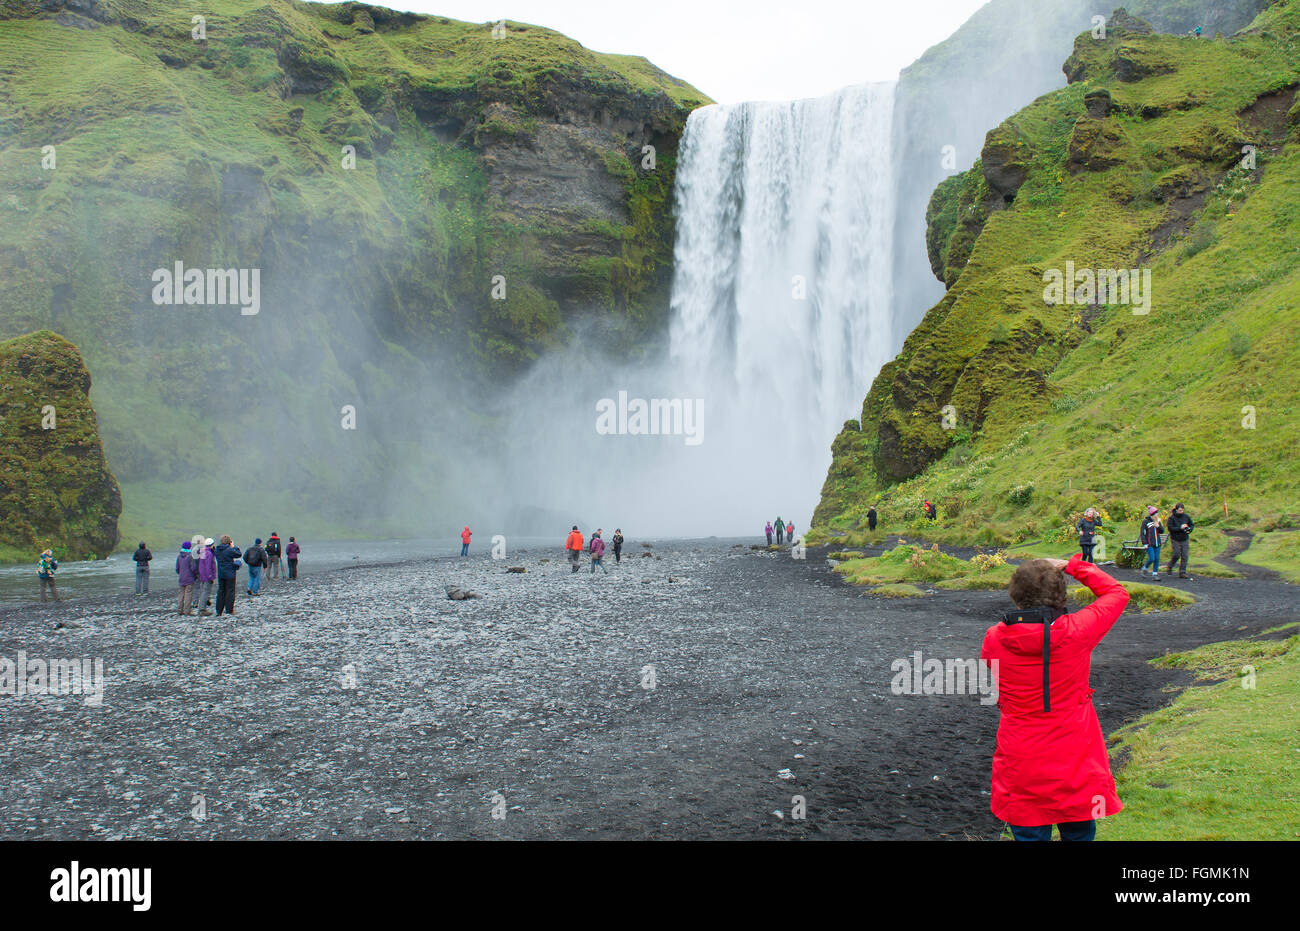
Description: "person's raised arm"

(1063, 553), (1129, 647)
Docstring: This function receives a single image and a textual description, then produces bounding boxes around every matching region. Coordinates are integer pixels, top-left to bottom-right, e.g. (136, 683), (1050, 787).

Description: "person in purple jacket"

(285, 537), (300, 580)
(765, 521), (774, 545)
(175, 540), (200, 615)
(195, 538), (217, 615)
(590, 530), (608, 574)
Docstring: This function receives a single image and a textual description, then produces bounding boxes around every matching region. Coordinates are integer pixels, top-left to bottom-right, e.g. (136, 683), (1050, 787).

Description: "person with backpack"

(1165, 504), (1194, 579)
(981, 554), (1130, 841)
(266, 533), (283, 579)
(1139, 507), (1164, 580)
(765, 521), (773, 545)
(924, 500), (937, 521)
(195, 538), (216, 615)
(565, 526), (584, 573)
(590, 530), (608, 574)
(213, 536), (242, 616)
(460, 526), (472, 557)
(867, 506), (878, 531)
(37, 549), (59, 602)
(244, 537), (266, 596)
(175, 540), (199, 615)
(286, 536), (300, 579)
(774, 517), (785, 545)
(1076, 508), (1103, 563)
(132, 542), (153, 594)
(612, 529), (624, 563)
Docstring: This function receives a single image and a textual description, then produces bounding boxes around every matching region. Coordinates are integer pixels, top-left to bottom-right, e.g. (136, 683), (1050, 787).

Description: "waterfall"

(665, 82), (899, 531)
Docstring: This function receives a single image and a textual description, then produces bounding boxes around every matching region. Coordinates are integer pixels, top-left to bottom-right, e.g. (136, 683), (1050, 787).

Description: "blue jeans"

(248, 565), (262, 594)
(591, 555), (606, 573)
(461, 543), (469, 556)
(135, 565), (149, 594)
(1011, 820), (1096, 842)
(1143, 545), (1161, 571)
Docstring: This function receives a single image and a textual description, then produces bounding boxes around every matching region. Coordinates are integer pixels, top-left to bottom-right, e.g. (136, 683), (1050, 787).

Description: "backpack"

(246, 546), (262, 567)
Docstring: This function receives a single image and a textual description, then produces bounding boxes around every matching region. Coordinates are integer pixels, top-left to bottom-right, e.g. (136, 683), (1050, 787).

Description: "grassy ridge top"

(815, 1), (1300, 548)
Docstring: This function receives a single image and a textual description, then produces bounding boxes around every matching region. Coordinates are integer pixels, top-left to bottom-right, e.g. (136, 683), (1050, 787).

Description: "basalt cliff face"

(0, 0), (710, 541)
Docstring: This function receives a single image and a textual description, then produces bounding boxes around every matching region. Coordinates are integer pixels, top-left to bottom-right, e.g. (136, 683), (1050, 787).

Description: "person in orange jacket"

(460, 526), (472, 557)
(564, 525), (584, 574)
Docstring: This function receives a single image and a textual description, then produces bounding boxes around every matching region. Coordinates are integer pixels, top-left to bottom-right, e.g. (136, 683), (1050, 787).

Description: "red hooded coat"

(980, 553), (1130, 826)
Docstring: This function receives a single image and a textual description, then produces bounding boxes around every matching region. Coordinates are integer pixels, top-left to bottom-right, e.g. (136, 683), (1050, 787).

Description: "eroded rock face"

(0, 331), (121, 560)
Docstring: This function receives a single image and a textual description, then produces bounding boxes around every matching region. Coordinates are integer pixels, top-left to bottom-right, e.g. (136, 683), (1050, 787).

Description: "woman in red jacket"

(981, 554), (1130, 841)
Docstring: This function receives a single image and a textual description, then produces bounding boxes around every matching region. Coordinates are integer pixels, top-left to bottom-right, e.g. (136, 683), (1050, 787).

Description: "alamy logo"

(595, 390), (703, 446)
(890, 651), (998, 705)
(0, 652), (104, 705)
(1043, 261), (1152, 315)
(50, 861), (151, 911)
(151, 262), (261, 315)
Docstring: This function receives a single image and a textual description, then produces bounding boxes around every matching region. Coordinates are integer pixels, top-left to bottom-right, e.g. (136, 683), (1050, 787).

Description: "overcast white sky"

(328, 0), (991, 103)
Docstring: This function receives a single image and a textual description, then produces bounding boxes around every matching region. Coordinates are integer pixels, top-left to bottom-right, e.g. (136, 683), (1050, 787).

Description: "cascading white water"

(491, 82), (901, 539)
(665, 82), (899, 531)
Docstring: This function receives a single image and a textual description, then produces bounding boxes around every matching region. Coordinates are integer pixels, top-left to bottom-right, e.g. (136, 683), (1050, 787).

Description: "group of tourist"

(1076, 503), (1195, 579)
(764, 517), (795, 545)
(36, 533), (301, 611)
(563, 526), (625, 573)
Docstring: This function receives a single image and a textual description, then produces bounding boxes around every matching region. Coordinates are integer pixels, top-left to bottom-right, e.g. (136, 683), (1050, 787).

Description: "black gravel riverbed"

(0, 539), (1293, 840)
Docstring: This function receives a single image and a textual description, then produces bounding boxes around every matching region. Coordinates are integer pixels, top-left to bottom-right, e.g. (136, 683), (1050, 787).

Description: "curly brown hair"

(1008, 558), (1067, 610)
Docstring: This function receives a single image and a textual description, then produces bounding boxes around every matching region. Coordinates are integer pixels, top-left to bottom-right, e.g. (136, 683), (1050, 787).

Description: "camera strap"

(1001, 606), (1067, 712)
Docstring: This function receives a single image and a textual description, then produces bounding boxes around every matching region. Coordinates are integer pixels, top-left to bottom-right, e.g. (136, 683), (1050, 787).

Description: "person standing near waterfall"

(775, 517), (785, 545)
(765, 521), (773, 545)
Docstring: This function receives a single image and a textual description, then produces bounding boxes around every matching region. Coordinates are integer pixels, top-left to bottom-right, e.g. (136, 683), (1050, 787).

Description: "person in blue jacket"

(213, 535), (243, 616)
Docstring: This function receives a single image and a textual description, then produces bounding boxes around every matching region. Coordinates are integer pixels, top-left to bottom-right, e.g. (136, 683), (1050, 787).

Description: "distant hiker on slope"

(460, 526), (472, 557)
(590, 531), (608, 574)
(765, 521), (773, 545)
(612, 529), (624, 563)
(214, 536), (242, 616)
(924, 500), (936, 521)
(1139, 507), (1164, 580)
(266, 532), (283, 579)
(37, 549), (59, 603)
(176, 540), (198, 615)
(133, 542), (152, 595)
(286, 537), (300, 579)
(565, 526), (584, 574)
(981, 554), (1130, 841)
(1165, 504), (1194, 579)
(867, 506), (878, 531)
(775, 517), (784, 545)
(1076, 508), (1103, 563)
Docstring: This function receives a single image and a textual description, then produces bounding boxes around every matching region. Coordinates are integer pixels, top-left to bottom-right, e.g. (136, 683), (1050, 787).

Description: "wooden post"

(1223, 493), (1229, 520)
(1197, 474), (1201, 494)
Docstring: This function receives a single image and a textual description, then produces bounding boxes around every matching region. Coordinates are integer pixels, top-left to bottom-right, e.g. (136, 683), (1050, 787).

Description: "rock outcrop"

(0, 331), (121, 560)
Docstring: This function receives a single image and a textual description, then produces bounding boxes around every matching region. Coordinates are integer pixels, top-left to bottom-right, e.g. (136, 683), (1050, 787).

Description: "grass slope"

(815, 1), (1300, 551)
(1102, 625), (1299, 839)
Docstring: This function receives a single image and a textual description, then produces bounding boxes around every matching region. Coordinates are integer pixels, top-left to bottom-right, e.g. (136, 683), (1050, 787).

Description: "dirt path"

(0, 540), (1293, 840)
(1215, 530), (1283, 581)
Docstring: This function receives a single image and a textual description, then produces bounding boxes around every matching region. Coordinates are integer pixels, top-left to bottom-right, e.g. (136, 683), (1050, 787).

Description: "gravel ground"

(0, 539), (1294, 840)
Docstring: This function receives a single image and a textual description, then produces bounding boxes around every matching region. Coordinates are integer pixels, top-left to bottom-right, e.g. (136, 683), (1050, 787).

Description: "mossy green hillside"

(816, 3), (1300, 548)
(0, 331), (122, 561)
(0, 0), (710, 551)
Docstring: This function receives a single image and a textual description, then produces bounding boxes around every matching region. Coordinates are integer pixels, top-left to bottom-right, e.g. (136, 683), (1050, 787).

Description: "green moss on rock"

(0, 331), (121, 561)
